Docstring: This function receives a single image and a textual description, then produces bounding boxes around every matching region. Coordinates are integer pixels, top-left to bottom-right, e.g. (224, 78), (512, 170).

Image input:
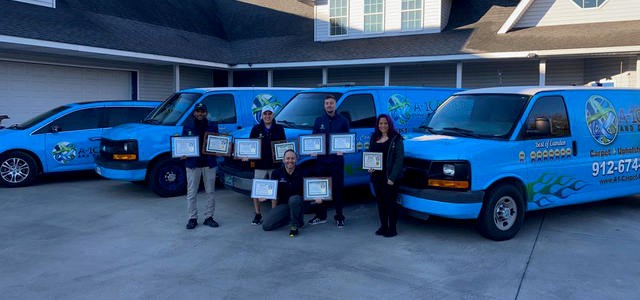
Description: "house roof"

(0, 0), (639, 69)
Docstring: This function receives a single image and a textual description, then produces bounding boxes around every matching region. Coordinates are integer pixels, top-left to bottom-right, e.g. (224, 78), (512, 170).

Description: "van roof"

(301, 86), (463, 93)
(457, 86), (640, 96)
(179, 87), (303, 93)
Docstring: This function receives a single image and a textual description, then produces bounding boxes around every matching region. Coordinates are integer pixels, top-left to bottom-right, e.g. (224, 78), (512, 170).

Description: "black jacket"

(312, 112), (350, 164)
(182, 120), (218, 169)
(249, 121), (286, 169)
(368, 134), (404, 182)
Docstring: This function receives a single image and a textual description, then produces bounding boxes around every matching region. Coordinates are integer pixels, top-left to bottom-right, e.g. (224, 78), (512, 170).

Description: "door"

(337, 93), (377, 186)
(36, 107), (103, 172)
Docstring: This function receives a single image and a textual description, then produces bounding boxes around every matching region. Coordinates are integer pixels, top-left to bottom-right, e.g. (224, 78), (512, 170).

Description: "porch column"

(539, 59), (547, 87)
(384, 65), (390, 86)
(173, 65), (180, 92)
(456, 62), (463, 89)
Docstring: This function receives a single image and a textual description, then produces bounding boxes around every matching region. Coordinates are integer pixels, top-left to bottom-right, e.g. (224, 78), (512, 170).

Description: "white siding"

(274, 69), (323, 87)
(315, 0), (443, 41)
(516, 0), (640, 28)
(546, 59), (585, 86)
(328, 66), (385, 85)
(389, 63), (456, 87)
(138, 65), (173, 100)
(180, 66), (213, 90)
(584, 57), (637, 87)
(462, 61), (539, 89)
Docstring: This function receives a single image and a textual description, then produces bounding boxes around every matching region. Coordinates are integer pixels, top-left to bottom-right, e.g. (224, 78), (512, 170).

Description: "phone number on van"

(592, 158), (640, 177)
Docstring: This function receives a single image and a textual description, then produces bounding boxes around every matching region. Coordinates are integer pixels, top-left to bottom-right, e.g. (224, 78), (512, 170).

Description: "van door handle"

(572, 140), (577, 156)
(237, 125), (242, 129)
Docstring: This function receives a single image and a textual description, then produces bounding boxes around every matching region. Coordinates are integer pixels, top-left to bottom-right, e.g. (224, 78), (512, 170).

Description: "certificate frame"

(303, 177), (332, 201)
(329, 133), (356, 154)
(298, 134), (326, 156)
(171, 136), (200, 158)
(234, 138), (261, 160)
(362, 152), (383, 170)
(272, 140), (296, 162)
(202, 132), (232, 156)
(251, 179), (278, 200)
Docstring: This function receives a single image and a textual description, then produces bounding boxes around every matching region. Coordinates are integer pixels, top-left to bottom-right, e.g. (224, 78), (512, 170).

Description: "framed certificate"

(303, 177), (332, 201)
(251, 179), (278, 200)
(299, 134), (325, 155)
(329, 133), (356, 154)
(234, 138), (261, 159)
(362, 152), (383, 170)
(171, 136), (200, 158)
(272, 140), (296, 162)
(202, 133), (232, 156)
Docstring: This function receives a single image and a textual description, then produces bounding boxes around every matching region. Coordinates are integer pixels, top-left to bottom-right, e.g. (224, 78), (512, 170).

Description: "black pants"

(314, 160), (345, 221)
(262, 195), (305, 231)
(372, 174), (399, 232)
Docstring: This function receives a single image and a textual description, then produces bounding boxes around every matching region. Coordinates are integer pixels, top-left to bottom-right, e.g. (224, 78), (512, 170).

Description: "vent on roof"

(12, 0), (55, 8)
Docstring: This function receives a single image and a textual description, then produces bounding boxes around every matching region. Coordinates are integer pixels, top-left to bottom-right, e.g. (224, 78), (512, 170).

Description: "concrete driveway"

(1, 173), (639, 299)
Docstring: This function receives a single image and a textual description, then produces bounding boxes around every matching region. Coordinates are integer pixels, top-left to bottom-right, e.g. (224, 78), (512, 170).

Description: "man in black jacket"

(248, 105), (286, 225)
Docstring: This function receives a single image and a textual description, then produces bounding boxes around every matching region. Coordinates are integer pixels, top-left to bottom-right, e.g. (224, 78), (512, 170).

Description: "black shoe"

(384, 230), (397, 238)
(289, 226), (299, 237)
(336, 219), (345, 228)
(307, 216), (327, 225)
(203, 217), (219, 228)
(375, 227), (387, 236)
(251, 214), (263, 225)
(186, 218), (198, 229)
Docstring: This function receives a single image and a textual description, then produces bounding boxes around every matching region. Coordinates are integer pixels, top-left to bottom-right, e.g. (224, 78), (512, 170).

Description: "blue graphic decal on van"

(586, 95), (618, 146)
(52, 142), (77, 164)
(252, 94), (284, 124)
(388, 94), (411, 125)
(526, 173), (588, 207)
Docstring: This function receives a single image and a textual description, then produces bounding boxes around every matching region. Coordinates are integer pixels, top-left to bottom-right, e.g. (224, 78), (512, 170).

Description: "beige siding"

(546, 59), (585, 86)
(389, 63), (456, 87)
(328, 66), (385, 85)
(180, 66), (213, 90)
(138, 65), (173, 100)
(516, 0), (640, 28)
(584, 57), (637, 87)
(462, 61), (539, 89)
(274, 69), (323, 87)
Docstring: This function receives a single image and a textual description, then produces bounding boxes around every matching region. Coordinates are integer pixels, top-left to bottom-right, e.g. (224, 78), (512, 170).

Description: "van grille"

(401, 157), (431, 189)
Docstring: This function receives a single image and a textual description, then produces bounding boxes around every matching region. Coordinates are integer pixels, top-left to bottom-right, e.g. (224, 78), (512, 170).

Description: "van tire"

(149, 158), (186, 197)
(0, 151), (38, 188)
(477, 184), (524, 241)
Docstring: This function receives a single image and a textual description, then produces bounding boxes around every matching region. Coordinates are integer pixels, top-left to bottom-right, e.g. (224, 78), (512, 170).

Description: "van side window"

(201, 94), (237, 123)
(339, 94), (376, 128)
(104, 107), (154, 127)
(523, 96), (570, 139)
(34, 108), (101, 134)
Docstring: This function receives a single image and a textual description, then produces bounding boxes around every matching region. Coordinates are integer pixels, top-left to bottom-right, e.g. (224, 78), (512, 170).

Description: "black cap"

(194, 103), (207, 111)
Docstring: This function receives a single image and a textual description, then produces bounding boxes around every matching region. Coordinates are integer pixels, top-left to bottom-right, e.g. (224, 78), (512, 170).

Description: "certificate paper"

(303, 177), (332, 200)
(203, 133), (232, 156)
(299, 134), (325, 155)
(234, 139), (261, 159)
(251, 179), (278, 200)
(362, 152), (383, 170)
(272, 140), (296, 162)
(329, 133), (356, 154)
(171, 136), (200, 158)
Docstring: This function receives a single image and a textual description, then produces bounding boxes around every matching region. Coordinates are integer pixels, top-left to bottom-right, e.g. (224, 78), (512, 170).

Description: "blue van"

(399, 86), (640, 240)
(96, 87), (301, 197)
(0, 101), (160, 187)
(220, 86), (462, 194)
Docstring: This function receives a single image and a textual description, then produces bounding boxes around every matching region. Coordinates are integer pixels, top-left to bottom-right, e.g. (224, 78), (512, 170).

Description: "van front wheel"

(477, 185), (524, 241)
(149, 158), (187, 197)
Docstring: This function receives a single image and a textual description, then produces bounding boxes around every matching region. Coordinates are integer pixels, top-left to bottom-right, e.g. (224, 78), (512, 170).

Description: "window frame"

(570, 0), (608, 9)
(364, 0), (384, 34)
(401, 0), (423, 32)
(329, 0), (349, 36)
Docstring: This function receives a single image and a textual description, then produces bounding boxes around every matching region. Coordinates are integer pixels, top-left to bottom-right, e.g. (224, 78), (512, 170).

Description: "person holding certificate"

(308, 95), (350, 228)
(248, 105), (286, 225)
(182, 103), (220, 229)
(367, 114), (404, 237)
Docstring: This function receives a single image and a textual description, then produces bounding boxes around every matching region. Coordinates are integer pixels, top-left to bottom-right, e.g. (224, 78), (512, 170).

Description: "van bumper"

(95, 164), (146, 181)
(218, 163), (253, 196)
(398, 187), (484, 219)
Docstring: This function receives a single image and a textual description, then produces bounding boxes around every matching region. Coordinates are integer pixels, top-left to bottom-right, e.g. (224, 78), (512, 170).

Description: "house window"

(401, 0), (422, 31)
(364, 0), (384, 33)
(571, 0), (606, 8)
(330, 0), (348, 36)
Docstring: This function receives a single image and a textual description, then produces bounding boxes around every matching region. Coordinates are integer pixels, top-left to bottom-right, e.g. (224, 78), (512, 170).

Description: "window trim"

(364, 0), (385, 34)
(329, 0), (349, 36)
(569, 0), (608, 9)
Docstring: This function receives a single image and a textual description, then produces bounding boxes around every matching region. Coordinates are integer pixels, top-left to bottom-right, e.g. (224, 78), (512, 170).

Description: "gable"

(514, 0), (640, 28)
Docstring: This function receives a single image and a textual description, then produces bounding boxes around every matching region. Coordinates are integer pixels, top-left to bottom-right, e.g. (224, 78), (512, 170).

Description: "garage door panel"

(0, 61), (131, 124)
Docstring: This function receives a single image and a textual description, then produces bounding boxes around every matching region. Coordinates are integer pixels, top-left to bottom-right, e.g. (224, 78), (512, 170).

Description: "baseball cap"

(194, 103), (207, 111)
(261, 105), (275, 114)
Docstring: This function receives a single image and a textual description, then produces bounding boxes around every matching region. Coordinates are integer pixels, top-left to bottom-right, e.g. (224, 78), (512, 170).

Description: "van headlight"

(112, 140), (138, 161)
(443, 164), (455, 176)
(428, 161), (470, 191)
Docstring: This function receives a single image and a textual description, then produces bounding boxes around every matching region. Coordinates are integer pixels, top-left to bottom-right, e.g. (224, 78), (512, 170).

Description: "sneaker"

(289, 226), (299, 237)
(251, 214), (263, 225)
(307, 216), (327, 225)
(375, 227), (387, 236)
(203, 217), (219, 228)
(186, 218), (198, 229)
(384, 230), (397, 238)
(336, 219), (345, 228)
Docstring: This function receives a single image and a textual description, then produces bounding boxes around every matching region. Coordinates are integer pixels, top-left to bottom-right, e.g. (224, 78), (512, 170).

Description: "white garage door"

(0, 61), (132, 124)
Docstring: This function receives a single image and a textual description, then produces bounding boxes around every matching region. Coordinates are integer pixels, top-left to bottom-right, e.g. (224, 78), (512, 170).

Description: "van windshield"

(426, 94), (529, 139)
(143, 93), (201, 125)
(276, 92), (342, 129)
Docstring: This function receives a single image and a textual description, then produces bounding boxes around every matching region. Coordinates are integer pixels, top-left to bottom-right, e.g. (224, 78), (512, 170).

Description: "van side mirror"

(526, 117), (550, 137)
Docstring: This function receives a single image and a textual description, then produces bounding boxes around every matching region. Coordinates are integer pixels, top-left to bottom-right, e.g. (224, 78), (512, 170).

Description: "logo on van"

(388, 94), (411, 125)
(585, 95), (618, 146)
(252, 94), (283, 124)
(52, 141), (77, 164)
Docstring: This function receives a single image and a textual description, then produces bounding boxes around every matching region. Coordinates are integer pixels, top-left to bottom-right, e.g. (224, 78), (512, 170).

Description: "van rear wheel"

(0, 151), (38, 187)
(477, 184), (524, 241)
(149, 158), (186, 197)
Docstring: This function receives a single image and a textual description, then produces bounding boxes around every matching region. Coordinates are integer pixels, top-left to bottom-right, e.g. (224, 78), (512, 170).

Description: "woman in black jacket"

(367, 114), (404, 237)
